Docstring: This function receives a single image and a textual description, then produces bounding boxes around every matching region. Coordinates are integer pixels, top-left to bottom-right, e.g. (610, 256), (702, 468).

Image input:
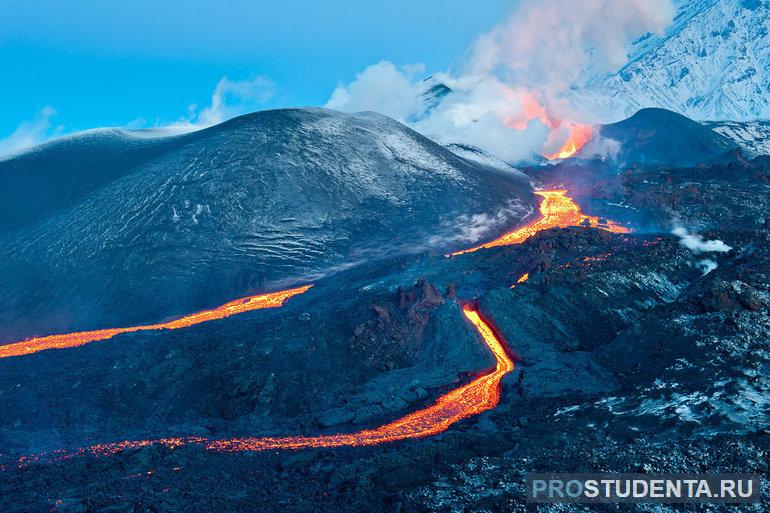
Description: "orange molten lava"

(204, 306), (513, 451)
(544, 124), (594, 160)
(510, 272), (530, 289)
(13, 305), (513, 465)
(0, 285), (312, 359)
(451, 190), (629, 256)
(551, 140), (578, 159)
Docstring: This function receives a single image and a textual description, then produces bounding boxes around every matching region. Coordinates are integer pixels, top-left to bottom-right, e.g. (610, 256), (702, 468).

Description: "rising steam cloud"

(0, 107), (62, 159)
(672, 225), (732, 275)
(326, 0), (674, 162)
(672, 226), (732, 254)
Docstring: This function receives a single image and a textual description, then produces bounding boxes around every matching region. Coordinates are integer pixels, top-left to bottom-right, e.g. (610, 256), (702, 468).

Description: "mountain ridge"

(572, 0), (770, 122)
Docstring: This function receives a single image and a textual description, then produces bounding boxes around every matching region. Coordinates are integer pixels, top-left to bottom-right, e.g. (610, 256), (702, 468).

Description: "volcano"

(0, 108), (532, 342)
(597, 108), (738, 166)
(1, 110), (768, 511)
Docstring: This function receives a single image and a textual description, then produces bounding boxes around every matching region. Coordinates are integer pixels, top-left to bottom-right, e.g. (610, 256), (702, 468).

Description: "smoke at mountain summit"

(326, 0), (675, 161)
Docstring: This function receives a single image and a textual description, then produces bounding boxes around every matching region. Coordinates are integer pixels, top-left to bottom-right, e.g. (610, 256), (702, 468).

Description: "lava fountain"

(0, 285), (312, 359)
(451, 189), (630, 256)
(10, 304), (514, 466)
(544, 124), (594, 160)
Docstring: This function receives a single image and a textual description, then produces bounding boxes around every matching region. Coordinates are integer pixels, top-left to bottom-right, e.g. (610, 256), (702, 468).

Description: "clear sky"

(0, 0), (509, 138)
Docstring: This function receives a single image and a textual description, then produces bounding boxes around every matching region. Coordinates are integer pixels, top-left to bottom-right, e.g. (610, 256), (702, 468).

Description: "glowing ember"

(583, 252), (613, 263)
(10, 305), (513, 465)
(510, 272), (529, 289)
(0, 285), (312, 359)
(451, 190), (630, 256)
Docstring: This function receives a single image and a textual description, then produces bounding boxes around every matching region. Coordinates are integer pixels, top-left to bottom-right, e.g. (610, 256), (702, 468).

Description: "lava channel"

(0, 285), (312, 359)
(11, 304), (514, 466)
(451, 189), (630, 256)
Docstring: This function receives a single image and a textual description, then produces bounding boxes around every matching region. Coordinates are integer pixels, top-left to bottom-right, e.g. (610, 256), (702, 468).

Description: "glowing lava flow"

(451, 190), (630, 256)
(0, 285), (312, 359)
(204, 306), (513, 451)
(510, 273), (529, 289)
(12, 305), (513, 465)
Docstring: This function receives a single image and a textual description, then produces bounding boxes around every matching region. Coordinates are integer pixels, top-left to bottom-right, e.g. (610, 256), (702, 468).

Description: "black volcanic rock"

(598, 107), (738, 166)
(350, 279), (446, 374)
(2, 108), (769, 513)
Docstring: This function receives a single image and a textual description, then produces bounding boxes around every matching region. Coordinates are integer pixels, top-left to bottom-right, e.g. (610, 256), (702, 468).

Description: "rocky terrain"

(596, 108), (738, 167)
(1, 107), (768, 512)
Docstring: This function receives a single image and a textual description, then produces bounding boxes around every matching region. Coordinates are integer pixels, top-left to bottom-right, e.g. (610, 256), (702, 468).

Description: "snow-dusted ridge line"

(573, 0), (770, 123)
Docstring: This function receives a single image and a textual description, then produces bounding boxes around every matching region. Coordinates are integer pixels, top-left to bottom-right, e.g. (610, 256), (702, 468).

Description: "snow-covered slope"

(0, 108), (533, 340)
(703, 119), (770, 157)
(443, 143), (534, 177)
(573, 0), (770, 123)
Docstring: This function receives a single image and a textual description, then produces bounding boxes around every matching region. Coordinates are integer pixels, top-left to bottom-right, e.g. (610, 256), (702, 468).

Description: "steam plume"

(672, 226), (732, 254)
(326, 0), (674, 161)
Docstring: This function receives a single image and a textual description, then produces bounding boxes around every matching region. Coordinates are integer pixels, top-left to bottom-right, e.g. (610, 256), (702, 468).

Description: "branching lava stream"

(451, 189), (630, 256)
(4, 190), (626, 466)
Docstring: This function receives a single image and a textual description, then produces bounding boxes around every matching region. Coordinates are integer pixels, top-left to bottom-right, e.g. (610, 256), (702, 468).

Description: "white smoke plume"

(148, 76), (278, 134)
(672, 226), (732, 254)
(0, 107), (63, 159)
(576, 135), (622, 160)
(326, 62), (424, 122)
(0, 76), (277, 153)
(326, 0), (674, 161)
(464, 0), (674, 100)
(192, 76), (276, 126)
(446, 200), (531, 244)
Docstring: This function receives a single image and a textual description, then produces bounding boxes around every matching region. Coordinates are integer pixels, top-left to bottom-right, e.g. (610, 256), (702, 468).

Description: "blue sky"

(0, 0), (508, 139)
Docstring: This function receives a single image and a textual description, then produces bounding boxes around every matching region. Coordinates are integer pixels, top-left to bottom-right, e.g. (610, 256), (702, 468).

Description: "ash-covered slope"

(0, 108), (532, 340)
(572, 0), (770, 122)
(596, 108), (738, 166)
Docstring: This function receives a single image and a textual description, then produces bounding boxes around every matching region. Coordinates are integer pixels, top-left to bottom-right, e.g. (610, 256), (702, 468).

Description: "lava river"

(0, 285), (312, 358)
(451, 189), (630, 256)
(4, 189), (626, 465)
(12, 304), (513, 466)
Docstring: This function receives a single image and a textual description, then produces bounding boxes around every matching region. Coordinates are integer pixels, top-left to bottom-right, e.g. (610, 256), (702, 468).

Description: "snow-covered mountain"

(574, 0), (770, 123)
(704, 119), (770, 157)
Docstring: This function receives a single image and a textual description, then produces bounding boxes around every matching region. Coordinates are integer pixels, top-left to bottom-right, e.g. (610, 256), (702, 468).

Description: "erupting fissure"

(543, 125), (594, 160)
(0, 285), (312, 358)
(451, 190), (630, 256)
(11, 305), (513, 466)
(550, 140), (578, 159)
